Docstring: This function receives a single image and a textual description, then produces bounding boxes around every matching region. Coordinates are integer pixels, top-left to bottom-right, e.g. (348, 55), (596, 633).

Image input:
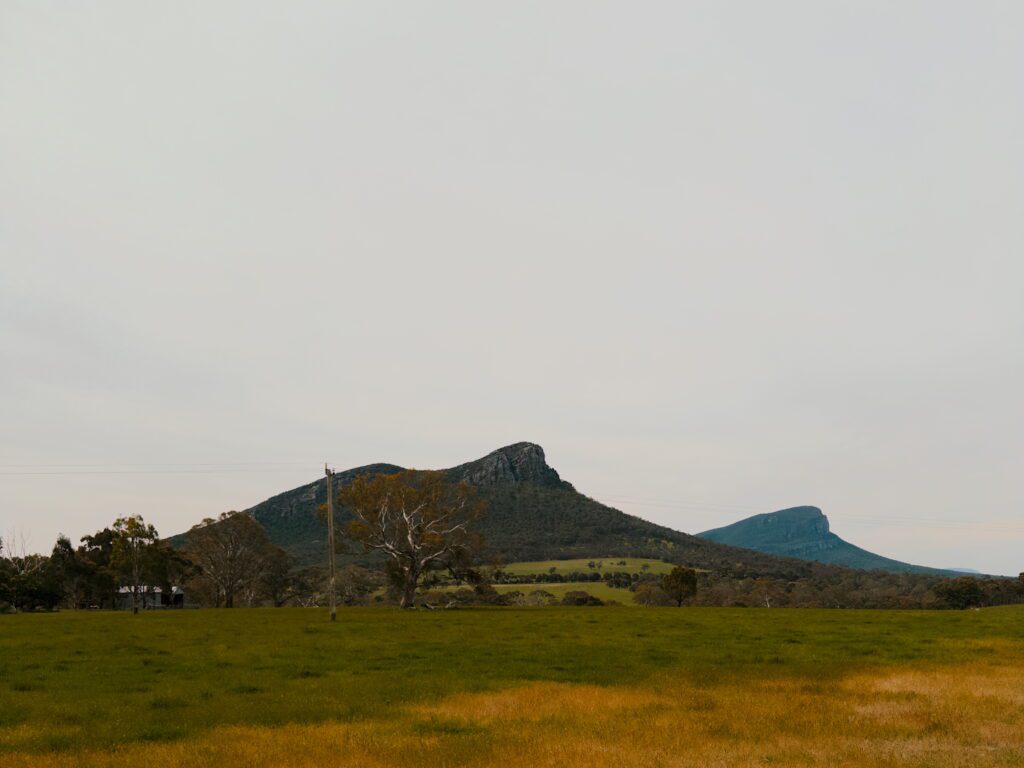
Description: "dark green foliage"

(471, 481), (691, 563)
(77, 527), (119, 607)
(662, 566), (698, 606)
(561, 590), (604, 606)
(60, 524), (187, 610)
(258, 547), (297, 607)
(2, 515), (306, 612)
(934, 576), (985, 609)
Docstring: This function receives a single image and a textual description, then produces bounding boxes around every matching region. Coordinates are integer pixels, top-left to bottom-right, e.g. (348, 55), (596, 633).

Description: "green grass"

(500, 557), (673, 576)
(1, 606), (1022, 756)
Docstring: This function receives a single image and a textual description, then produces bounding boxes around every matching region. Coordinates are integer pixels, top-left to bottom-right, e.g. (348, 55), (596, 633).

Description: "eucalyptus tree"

(111, 516), (160, 614)
(340, 470), (484, 608)
(186, 512), (278, 608)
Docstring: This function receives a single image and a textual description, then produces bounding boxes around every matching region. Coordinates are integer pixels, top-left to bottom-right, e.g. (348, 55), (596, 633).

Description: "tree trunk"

(400, 569), (418, 609)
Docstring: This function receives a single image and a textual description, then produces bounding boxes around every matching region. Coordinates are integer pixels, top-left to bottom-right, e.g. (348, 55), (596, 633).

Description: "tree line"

(0, 469), (484, 613)
(629, 569), (1024, 609)
(0, 513), (313, 613)
(4, 466), (1023, 612)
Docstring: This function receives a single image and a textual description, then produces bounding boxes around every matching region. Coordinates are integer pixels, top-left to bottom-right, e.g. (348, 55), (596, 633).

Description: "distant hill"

(170, 443), (837, 579)
(697, 506), (962, 576)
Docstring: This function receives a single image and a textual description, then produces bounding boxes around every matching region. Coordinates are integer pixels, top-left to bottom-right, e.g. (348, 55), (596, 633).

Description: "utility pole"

(325, 464), (337, 622)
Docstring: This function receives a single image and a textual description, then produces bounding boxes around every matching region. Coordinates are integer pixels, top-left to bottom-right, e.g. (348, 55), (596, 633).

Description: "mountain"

(172, 443), (833, 579)
(697, 506), (961, 576)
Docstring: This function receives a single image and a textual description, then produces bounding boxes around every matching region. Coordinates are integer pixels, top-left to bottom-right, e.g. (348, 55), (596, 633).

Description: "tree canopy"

(339, 470), (484, 608)
(186, 512), (287, 608)
(662, 565), (698, 607)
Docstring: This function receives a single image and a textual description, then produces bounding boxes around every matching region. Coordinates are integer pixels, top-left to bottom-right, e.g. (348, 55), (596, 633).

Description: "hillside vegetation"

(171, 444), (853, 580)
(160, 443), (1022, 611)
(501, 558), (674, 577)
(698, 506), (962, 576)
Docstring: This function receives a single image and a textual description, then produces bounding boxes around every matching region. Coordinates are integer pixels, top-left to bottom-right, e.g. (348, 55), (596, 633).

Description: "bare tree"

(753, 576), (782, 608)
(340, 470), (484, 608)
(2, 555), (53, 611)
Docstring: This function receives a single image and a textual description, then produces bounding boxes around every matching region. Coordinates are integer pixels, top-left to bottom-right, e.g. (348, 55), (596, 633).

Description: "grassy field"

(1, 606), (1023, 767)
(500, 557), (674, 576)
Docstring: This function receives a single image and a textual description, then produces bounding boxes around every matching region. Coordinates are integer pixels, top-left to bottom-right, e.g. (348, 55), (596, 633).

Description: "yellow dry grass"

(3, 656), (1023, 768)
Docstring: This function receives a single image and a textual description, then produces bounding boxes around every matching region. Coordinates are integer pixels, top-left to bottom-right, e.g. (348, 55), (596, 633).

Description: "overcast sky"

(2, 2), (1022, 575)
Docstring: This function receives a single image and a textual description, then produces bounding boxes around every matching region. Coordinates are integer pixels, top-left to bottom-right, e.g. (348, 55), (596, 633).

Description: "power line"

(0, 468), (320, 476)
(3, 464), (1020, 530)
(0, 460), (364, 475)
(0, 462), (317, 468)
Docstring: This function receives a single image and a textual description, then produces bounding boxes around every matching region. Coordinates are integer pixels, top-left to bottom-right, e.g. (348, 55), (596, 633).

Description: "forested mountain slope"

(697, 506), (962, 576)
(170, 443), (943, 584)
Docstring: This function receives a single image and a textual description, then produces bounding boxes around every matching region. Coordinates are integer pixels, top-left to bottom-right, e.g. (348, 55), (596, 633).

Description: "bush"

(561, 590), (603, 606)
(633, 584), (673, 607)
(525, 590), (558, 606)
(473, 584), (504, 605)
(934, 577), (984, 610)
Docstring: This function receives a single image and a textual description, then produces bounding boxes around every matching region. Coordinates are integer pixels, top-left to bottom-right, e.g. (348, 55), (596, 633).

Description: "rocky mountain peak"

(451, 442), (563, 487)
(759, 506), (830, 537)
(697, 505), (962, 575)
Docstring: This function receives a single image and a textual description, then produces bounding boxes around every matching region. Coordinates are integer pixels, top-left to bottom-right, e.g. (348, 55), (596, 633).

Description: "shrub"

(561, 590), (603, 606)
(633, 584), (673, 607)
(472, 584), (504, 605)
(525, 590), (558, 606)
(934, 577), (984, 610)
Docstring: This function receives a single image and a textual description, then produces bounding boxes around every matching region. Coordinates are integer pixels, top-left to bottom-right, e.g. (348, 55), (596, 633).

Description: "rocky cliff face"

(449, 442), (564, 487)
(750, 506), (830, 542)
(168, 443), (575, 565)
